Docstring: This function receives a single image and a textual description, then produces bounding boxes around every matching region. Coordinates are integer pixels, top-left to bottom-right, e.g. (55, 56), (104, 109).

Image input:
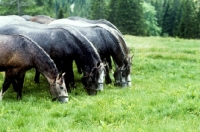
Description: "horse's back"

(0, 35), (31, 68)
(0, 15), (26, 27)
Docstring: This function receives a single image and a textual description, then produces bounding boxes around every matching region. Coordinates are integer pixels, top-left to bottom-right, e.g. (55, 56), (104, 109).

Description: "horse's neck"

(114, 31), (129, 56)
(34, 56), (57, 85)
(65, 27), (100, 72)
(106, 31), (126, 67)
(78, 54), (98, 73)
(23, 36), (57, 85)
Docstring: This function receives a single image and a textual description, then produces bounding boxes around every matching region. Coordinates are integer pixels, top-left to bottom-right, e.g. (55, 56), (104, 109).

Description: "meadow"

(0, 35), (200, 132)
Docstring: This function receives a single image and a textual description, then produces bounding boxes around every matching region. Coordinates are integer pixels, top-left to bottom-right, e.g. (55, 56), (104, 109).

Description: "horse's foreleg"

(64, 61), (75, 92)
(0, 73), (13, 100)
(34, 69), (40, 83)
(103, 57), (112, 84)
(106, 56), (113, 72)
(0, 79), (12, 100)
(105, 64), (112, 84)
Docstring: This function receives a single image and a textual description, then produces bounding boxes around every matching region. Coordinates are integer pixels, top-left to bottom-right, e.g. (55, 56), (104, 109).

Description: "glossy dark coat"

(49, 24), (128, 85)
(0, 34), (68, 102)
(0, 25), (103, 94)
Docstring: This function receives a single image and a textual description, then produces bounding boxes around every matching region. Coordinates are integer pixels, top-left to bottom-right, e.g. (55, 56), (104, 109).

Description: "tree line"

(0, 0), (200, 39)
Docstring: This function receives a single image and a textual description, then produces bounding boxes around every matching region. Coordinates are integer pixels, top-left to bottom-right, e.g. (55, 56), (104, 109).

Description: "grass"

(0, 36), (200, 131)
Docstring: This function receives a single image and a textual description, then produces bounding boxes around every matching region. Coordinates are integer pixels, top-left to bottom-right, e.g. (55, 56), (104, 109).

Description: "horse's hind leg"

(103, 58), (112, 84)
(12, 73), (25, 100)
(34, 69), (40, 83)
(106, 56), (113, 72)
(105, 64), (112, 84)
(64, 61), (76, 92)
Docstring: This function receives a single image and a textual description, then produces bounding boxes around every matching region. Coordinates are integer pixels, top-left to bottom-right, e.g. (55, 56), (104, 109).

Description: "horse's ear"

(56, 74), (60, 80)
(62, 72), (66, 77)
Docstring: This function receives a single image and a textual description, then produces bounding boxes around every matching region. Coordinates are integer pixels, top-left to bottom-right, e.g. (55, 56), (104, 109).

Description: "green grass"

(0, 36), (200, 131)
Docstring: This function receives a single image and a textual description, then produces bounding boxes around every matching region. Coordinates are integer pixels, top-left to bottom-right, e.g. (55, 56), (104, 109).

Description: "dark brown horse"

(0, 34), (68, 103)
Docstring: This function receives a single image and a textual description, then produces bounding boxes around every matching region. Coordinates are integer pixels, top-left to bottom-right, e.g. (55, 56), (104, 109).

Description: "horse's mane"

(57, 26), (101, 62)
(94, 24), (130, 55)
(17, 34), (58, 74)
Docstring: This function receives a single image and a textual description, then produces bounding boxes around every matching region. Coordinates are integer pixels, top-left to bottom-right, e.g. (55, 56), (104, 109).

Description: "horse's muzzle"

(52, 96), (69, 103)
(97, 83), (104, 91)
(114, 82), (128, 87)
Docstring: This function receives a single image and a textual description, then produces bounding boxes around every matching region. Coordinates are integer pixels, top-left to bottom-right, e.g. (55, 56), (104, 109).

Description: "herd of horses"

(0, 15), (133, 103)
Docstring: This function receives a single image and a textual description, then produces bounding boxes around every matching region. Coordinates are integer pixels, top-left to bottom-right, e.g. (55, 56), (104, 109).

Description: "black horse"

(48, 22), (130, 87)
(0, 24), (105, 95)
(65, 17), (133, 86)
(49, 19), (131, 86)
(100, 24), (133, 87)
(0, 34), (68, 102)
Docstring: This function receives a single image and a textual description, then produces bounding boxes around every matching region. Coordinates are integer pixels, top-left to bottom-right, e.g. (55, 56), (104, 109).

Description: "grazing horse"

(0, 25), (105, 95)
(100, 24), (133, 87)
(0, 34), (68, 103)
(58, 17), (133, 86)
(49, 19), (132, 87)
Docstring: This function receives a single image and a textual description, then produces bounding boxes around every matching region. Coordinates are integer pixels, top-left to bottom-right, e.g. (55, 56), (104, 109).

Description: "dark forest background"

(0, 0), (200, 39)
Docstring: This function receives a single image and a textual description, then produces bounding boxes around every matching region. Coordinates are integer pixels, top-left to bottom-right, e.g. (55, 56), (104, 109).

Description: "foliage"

(152, 0), (163, 29)
(0, 0), (35, 15)
(142, 2), (161, 36)
(0, 36), (200, 131)
(90, 0), (108, 19)
(177, 0), (197, 39)
(58, 7), (64, 19)
(196, 1), (200, 39)
(70, 0), (91, 18)
(1, 0), (200, 38)
(114, 0), (146, 36)
(107, 0), (118, 25)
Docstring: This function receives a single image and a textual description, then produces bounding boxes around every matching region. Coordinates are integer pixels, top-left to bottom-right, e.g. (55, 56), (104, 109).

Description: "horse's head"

(81, 62), (105, 95)
(50, 73), (68, 103)
(114, 55), (133, 87)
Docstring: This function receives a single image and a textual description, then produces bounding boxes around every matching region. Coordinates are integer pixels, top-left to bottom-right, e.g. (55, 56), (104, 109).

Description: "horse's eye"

(60, 87), (64, 90)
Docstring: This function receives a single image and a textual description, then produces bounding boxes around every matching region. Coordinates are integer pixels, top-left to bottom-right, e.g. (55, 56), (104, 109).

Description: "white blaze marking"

(127, 74), (132, 86)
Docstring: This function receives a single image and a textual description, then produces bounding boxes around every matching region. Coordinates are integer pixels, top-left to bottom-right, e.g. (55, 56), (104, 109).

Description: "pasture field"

(0, 36), (200, 132)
